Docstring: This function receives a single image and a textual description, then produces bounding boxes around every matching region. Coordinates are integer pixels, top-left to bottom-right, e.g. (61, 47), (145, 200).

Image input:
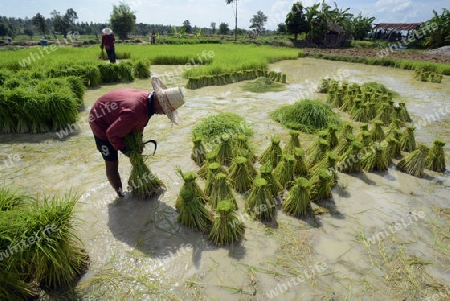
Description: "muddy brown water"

(1, 58), (450, 301)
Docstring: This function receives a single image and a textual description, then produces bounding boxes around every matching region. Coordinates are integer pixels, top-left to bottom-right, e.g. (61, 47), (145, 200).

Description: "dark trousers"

(106, 48), (116, 63)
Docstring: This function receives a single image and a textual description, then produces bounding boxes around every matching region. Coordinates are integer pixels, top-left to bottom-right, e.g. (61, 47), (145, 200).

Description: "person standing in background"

(101, 28), (116, 63)
(151, 30), (156, 45)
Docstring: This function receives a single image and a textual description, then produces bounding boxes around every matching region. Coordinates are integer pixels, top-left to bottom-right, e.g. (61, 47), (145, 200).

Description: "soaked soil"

(1, 58), (450, 301)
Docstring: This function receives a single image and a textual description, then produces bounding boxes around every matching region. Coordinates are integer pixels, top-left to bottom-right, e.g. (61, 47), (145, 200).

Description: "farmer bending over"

(89, 77), (185, 197)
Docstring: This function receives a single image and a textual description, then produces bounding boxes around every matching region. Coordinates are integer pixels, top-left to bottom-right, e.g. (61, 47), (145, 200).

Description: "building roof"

(373, 23), (421, 31)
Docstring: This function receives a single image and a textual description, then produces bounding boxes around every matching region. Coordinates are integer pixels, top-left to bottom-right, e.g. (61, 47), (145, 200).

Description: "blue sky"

(0, 0), (447, 30)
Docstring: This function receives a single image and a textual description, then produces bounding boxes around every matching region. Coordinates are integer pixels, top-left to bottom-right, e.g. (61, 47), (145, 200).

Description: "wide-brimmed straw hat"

(151, 77), (185, 124)
(102, 28), (113, 35)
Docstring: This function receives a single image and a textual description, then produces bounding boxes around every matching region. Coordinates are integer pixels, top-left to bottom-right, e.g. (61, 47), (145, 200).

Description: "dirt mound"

(427, 45), (450, 56)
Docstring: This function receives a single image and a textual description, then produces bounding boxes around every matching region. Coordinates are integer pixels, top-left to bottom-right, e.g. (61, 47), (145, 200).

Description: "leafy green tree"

(226, 0), (238, 41)
(351, 13), (375, 40)
(277, 23), (287, 34)
(286, 2), (309, 40)
(250, 10), (268, 35)
(0, 23), (7, 39)
(183, 20), (192, 33)
(219, 22), (230, 35)
(110, 3), (136, 40)
(32, 13), (47, 37)
(24, 27), (34, 39)
(210, 22), (216, 35)
(424, 8), (450, 49)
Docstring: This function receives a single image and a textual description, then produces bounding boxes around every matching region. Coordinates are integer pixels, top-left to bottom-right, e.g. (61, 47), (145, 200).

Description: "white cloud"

(392, 1), (412, 13)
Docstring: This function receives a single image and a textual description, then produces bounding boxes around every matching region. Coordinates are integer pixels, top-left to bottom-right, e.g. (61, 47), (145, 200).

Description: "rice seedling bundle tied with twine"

(234, 134), (257, 163)
(400, 126), (416, 152)
(260, 136), (283, 169)
(191, 137), (207, 166)
(228, 156), (254, 193)
(273, 154), (296, 189)
(283, 130), (301, 155)
(209, 173), (237, 209)
(306, 139), (329, 168)
(216, 133), (234, 166)
(397, 144), (429, 178)
(282, 177), (312, 217)
(338, 140), (363, 173)
(310, 169), (333, 202)
(124, 131), (164, 198)
(293, 147), (308, 177)
(425, 140), (446, 172)
(260, 162), (283, 198)
(361, 143), (389, 172)
(245, 178), (275, 221)
(209, 200), (244, 246)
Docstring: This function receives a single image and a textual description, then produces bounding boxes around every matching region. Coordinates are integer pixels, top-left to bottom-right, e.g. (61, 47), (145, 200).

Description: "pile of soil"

(427, 45), (450, 57)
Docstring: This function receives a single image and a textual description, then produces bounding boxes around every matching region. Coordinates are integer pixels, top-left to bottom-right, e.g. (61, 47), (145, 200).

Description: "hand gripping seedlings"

(371, 120), (385, 142)
(282, 177), (312, 217)
(259, 136), (283, 169)
(337, 140), (363, 173)
(273, 154), (296, 189)
(334, 134), (355, 156)
(245, 178), (275, 221)
(124, 131), (165, 198)
(176, 172), (212, 233)
(198, 151), (219, 179)
(216, 134), (234, 166)
(310, 168), (333, 202)
(204, 162), (226, 197)
(386, 136), (401, 163)
(425, 140), (446, 172)
(228, 156), (254, 193)
(191, 137), (207, 166)
(283, 130), (301, 155)
(306, 139), (329, 168)
(397, 144), (429, 178)
(293, 147), (308, 177)
(400, 126), (416, 152)
(260, 162), (283, 198)
(209, 173), (237, 210)
(310, 151), (339, 184)
(209, 200), (244, 246)
(361, 142), (389, 172)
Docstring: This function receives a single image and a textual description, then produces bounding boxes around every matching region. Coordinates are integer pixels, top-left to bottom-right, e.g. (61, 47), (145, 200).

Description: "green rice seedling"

(45, 92), (79, 131)
(310, 169), (333, 202)
(327, 124), (339, 149)
(259, 136), (283, 169)
(376, 103), (393, 126)
(359, 123), (369, 133)
(386, 136), (400, 163)
(306, 130), (328, 155)
(361, 143), (389, 172)
(385, 118), (403, 138)
(310, 151), (339, 184)
(228, 156), (254, 193)
(175, 169), (207, 209)
(97, 63), (121, 83)
(0, 187), (29, 211)
(273, 154), (296, 189)
(209, 173), (236, 209)
(400, 126), (416, 152)
(430, 73), (443, 83)
(337, 140), (363, 173)
(334, 134), (355, 156)
(260, 162), (283, 198)
(337, 123), (354, 141)
(65, 76), (86, 108)
(245, 178), (275, 221)
(209, 200), (244, 246)
(367, 102), (377, 120)
(242, 77), (285, 93)
(198, 151), (218, 179)
(341, 93), (354, 112)
(270, 99), (341, 134)
(281, 73), (287, 83)
(361, 131), (372, 148)
(397, 144), (429, 178)
(371, 120), (385, 142)
(399, 103), (412, 122)
(306, 139), (329, 168)
(425, 139), (446, 172)
(204, 162), (227, 196)
(124, 131), (165, 198)
(391, 106), (403, 122)
(133, 60), (151, 78)
(351, 98), (365, 121)
(176, 172), (212, 233)
(191, 137), (207, 166)
(283, 130), (301, 155)
(216, 134), (234, 166)
(233, 134), (257, 163)
(293, 147), (308, 177)
(0, 263), (34, 300)
(326, 91), (335, 104)
(282, 177), (312, 217)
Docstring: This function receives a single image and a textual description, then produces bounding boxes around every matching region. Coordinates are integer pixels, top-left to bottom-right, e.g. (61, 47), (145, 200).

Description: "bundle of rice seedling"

(317, 78), (332, 93)
(337, 123), (354, 141)
(176, 172), (212, 233)
(399, 103), (412, 122)
(191, 137), (207, 166)
(359, 123), (369, 133)
(326, 91), (335, 104)
(175, 170), (207, 209)
(371, 120), (385, 142)
(310, 169), (332, 202)
(361, 131), (372, 148)
(260, 162), (283, 198)
(367, 102), (377, 120)
(209, 173), (236, 209)
(306, 139), (329, 168)
(397, 144), (429, 177)
(209, 200), (244, 246)
(245, 178), (275, 221)
(273, 154), (296, 189)
(281, 74), (287, 83)
(327, 124), (339, 149)
(337, 140), (363, 173)
(228, 156), (254, 193)
(124, 131), (165, 198)
(133, 60), (151, 78)
(293, 147), (308, 177)
(283, 130), (301, 155)
(259, 136), (283, 169)
(425, 140), (446, 172)
(391, 106), (403, 122)
(377, 103), (393, 126)
(341, 94), (354, 112)
(198, 151), (219, 179)
(310, 152), (339, 184)
(216, 134), (234, 166)
(306, 131), (328, 155)
(361, 143), (389, 172)
(332, 90), (343, 108)
(385, 118), (403, 138)
(204, 162), (227, 196)
(242, 77), (285, 93)
(334, 134), (355, 156)
(234, 134), (256, 162)
(282, 177), (312, 217)
(400, 126), (416, 152)
(386, 136), (400, 163)
(351, 99), (367, 122)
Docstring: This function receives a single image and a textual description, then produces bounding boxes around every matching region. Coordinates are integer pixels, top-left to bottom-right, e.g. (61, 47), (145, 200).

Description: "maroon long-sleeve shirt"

(101, 33), (115, 50)
(89, 89), (153, 151)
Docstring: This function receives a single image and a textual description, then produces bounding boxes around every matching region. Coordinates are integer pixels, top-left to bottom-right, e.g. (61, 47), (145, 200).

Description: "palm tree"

(226, 0), (238, 41)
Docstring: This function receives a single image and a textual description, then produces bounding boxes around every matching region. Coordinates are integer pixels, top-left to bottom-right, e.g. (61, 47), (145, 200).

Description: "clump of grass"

(273, 154), (296, 189)
(400, 126), (416, 152)
(124, 131), (165, 198)
(245, 178), (275, 221)
(0, 188), (29, 211)
(209, 200), (244, 246)
(242, 77), (285, 93)
(259, 136), (283, 169)
(271, 99), (341, 134)
(282, 177), (312, 217)
(397, 144), (429, 178)
(371, 120), (385, 142)
(209, 173), (236, 209)
(310, 169), (333, 202)
(283, 130), (301, 155)
(361, 143), (389, 172)
(293, 147), (308, 177)
(216, 134), (234, 166)
(191, 137), (207, 166)
(306, 139), (329, 168)
(228, 156), (254, 193)
(176, 171), (212, 233)
(337, 140), (363, 173)
(260, 162), (283, 198)
(425, 140), (446, 172)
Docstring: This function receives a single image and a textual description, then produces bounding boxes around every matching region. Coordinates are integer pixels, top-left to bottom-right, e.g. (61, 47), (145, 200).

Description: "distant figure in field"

(151, 30), (156, 45)
(101, 27), (116, 63)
